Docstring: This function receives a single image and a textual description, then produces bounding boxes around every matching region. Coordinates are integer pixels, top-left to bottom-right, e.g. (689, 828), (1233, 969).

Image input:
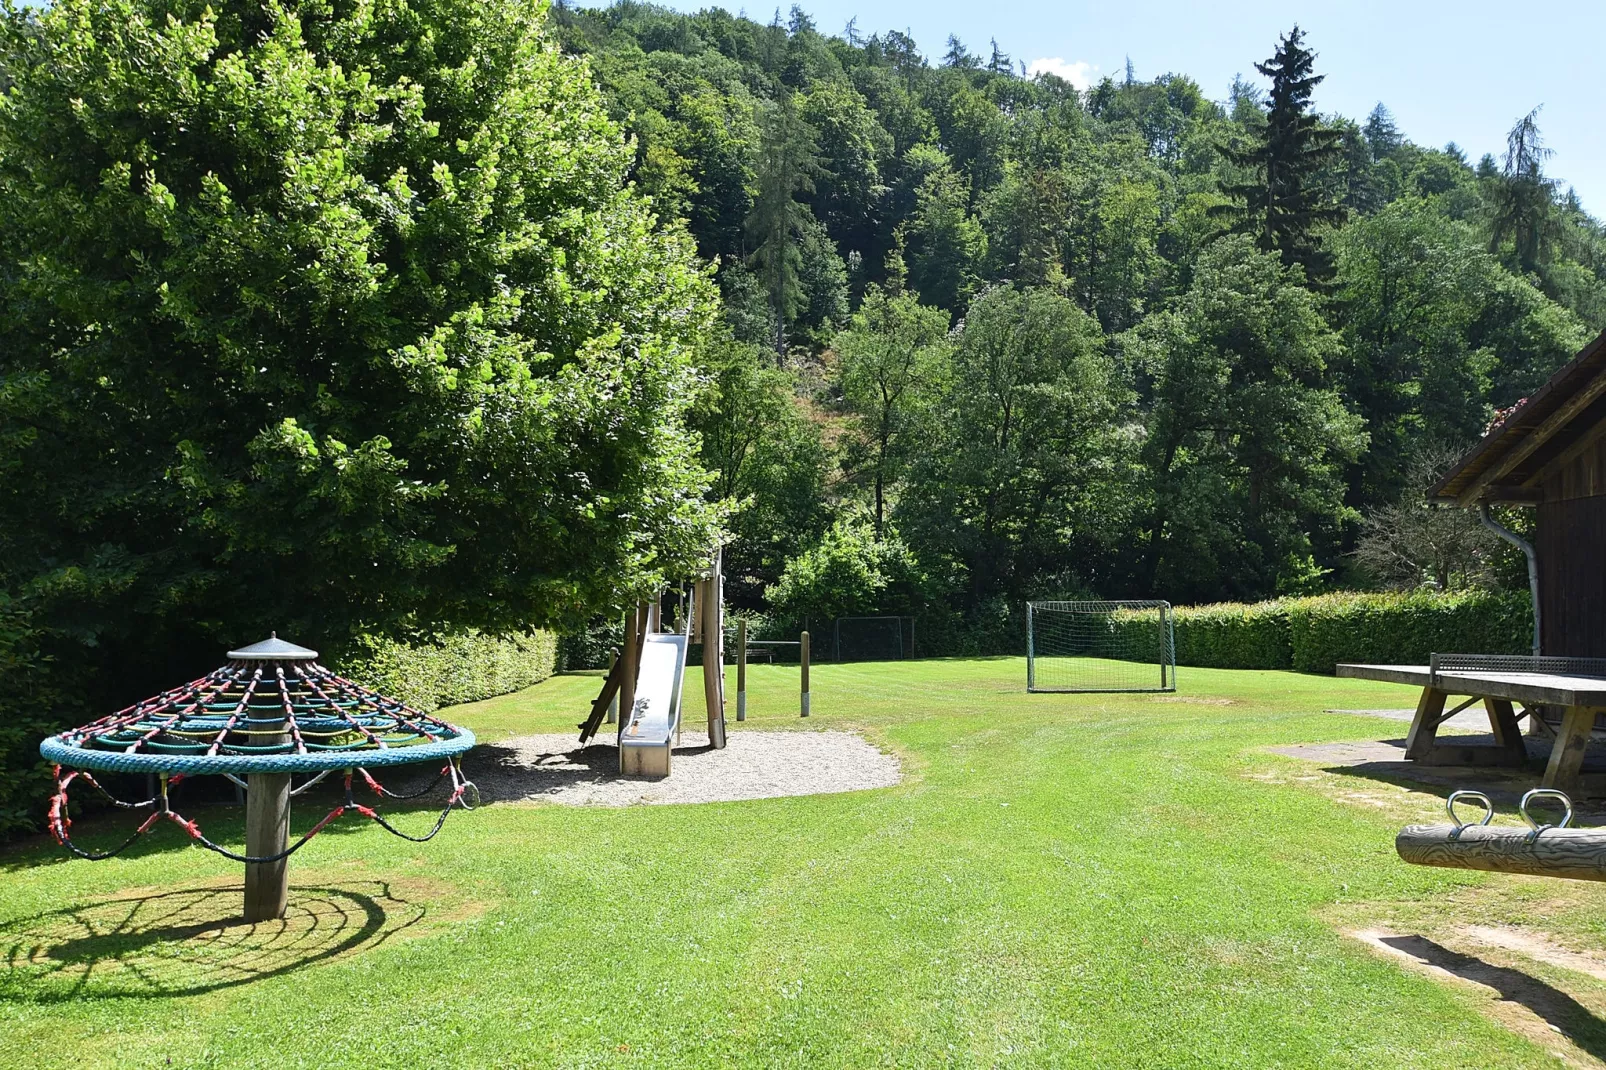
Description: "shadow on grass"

(1374, 933), (1606, 1059)
(0, 880), (426, 1002)
(463, 737), (718, 797)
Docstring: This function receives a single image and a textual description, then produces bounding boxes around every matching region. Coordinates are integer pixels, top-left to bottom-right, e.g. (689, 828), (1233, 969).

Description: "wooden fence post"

(800, 630), (811, 718)
(736, 618), (747, 722)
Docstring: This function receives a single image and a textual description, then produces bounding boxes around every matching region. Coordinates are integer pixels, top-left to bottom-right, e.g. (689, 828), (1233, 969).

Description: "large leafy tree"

(834, 286), (952, 533)
(0, 0), (720, 711)
(1212, 26), (1345, 286)
(689, 338), (831, 602)
(1128, 237), (1365, 599)
(899, 285), (1134, 606)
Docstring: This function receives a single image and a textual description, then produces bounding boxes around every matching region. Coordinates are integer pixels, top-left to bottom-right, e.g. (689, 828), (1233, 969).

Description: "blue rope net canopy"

(42, 635), (478, 862)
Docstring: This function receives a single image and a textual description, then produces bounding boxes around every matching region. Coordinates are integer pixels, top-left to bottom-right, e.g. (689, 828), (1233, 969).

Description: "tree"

(901, 159), (986, 312)
(1363, 103), (1402, 160)
(1488, 107), (1559, 277)
(689, 338), (832, 602)
(834, 287), (953, 533)
(800, 80), (891, 262)
(1212, 26), (1345, 286)
(900, 286), (1134, 606)
(0, 0), (720, 712)
(1353, 446), (1503, 591)
(1128, 236), (1365, 599)
(745, 89), (824, 354)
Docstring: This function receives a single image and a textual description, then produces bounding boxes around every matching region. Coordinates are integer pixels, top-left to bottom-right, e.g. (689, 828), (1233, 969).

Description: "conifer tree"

(1488, 107), (1559, 276)
(1212, 26), (1345, 286)
(745, 90), (823, 355)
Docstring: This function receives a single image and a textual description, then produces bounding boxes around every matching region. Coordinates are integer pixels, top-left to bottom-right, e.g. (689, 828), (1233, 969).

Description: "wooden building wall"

(1537, 420), (1606, 658)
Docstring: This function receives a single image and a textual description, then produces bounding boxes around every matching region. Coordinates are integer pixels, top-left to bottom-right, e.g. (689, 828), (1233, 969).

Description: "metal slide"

(618, 633), (688, 777)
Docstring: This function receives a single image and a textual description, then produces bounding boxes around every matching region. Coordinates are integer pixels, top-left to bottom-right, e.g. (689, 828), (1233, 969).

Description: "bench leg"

(1404, 688), (1448, 761)
(1542, 706), (1598, 794)
(1484, 698), (1528, 764)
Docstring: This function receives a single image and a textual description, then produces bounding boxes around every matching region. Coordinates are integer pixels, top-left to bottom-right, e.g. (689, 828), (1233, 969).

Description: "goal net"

(1027, 601), (1176, 693)
(832, 616), (914, 662)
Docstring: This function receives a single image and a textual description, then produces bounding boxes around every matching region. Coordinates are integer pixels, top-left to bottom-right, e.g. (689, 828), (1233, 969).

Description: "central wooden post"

(703, 549), (727, 748)
(244, 695), (291, 922)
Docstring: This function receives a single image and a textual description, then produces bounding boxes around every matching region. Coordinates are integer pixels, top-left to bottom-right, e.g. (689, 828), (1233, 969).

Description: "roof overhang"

(1431, 328), (1606, 506)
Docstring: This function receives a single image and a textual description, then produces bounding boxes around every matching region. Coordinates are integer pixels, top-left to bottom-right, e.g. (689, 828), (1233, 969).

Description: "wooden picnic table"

(1337, 662), (1606, 794)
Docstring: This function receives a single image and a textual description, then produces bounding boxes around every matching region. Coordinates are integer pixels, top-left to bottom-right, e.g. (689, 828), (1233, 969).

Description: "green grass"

(1, 659), (1599, 1067)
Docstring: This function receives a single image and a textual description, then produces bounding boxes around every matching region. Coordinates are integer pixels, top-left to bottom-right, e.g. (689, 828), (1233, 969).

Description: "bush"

(1174, 601), (1296, 669)
(1286, 589), (1531, 673)
(338, 630), (558, 713)
(1107, 590), (1531, 674)
(766, 521), (925, 631)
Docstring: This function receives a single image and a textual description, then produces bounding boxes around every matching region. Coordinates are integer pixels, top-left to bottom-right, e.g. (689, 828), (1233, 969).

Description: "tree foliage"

(0, 0), (721, 710)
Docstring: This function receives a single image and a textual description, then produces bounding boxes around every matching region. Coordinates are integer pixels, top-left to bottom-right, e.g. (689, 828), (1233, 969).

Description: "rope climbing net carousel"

(40, 634), (477, 920)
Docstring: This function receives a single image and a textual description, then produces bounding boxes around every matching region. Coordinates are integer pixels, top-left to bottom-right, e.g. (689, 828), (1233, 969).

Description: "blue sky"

(651, 0), (1605, 218)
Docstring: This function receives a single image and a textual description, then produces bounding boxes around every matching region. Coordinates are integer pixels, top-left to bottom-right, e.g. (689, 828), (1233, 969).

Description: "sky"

(650, 0), (1606, 218)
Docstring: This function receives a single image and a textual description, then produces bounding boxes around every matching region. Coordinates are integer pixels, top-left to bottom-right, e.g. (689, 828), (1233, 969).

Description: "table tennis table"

(1337, 654), (1606, 794)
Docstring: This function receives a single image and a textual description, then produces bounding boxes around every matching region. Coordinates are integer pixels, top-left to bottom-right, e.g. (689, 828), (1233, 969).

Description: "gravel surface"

(464, 728), (902, 806)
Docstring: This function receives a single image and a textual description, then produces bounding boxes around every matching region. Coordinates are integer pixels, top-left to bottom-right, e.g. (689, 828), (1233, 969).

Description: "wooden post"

(703, 550), (727, 748)
(605, 651), (619, 725)
(1483, 697), (1528, 764)
(244, 701), (290, 922)
(1543, 706), (1600, 793)
(800, 630), (811, 718)
(736, 618), (748, 722)
(620, 606), (640, 728)
(1403, 687), (1449, 761)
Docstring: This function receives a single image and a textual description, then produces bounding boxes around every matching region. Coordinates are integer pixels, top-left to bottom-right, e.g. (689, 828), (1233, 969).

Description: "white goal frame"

(1026, 600), (1176, 693)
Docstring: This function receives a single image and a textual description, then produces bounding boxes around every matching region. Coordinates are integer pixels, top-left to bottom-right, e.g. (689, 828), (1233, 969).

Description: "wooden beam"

(1397, 823), (1606, 881)
(1458, 371), (1606, 506)
(1542, 706), (1600, 794)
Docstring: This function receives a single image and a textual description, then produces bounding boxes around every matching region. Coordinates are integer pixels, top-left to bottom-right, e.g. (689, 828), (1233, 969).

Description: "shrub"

(1105, 589), (1532, 674)
(1173, 601), (1295, 669)
(1286, 589), (1531, 673)
(338, 630), (557, 713)
(766, 521), (925, 630)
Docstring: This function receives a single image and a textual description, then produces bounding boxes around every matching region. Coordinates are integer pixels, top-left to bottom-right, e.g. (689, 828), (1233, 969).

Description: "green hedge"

(337, 629), (558, 713)
(1285, 590), (1532, 674)
(1110, 589), (1531, 674)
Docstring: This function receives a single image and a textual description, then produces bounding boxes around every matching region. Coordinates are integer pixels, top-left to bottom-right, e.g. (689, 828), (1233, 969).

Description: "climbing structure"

(41, 635), (477, 920)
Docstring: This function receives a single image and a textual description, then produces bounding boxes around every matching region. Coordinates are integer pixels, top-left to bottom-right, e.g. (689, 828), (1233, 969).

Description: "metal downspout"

(1478, 502), (1541, 657)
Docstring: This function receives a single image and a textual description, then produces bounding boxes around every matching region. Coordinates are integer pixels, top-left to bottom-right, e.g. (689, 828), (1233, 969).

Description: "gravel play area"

(464, 728), (902, 806)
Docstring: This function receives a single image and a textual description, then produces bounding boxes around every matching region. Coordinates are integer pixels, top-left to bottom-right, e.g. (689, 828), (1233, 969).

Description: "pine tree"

(1363, 103), (1402, 159)
(1488, 107), (1558, 276)
(1211, 26), (1346, 286)
(745, 90), (823, 356)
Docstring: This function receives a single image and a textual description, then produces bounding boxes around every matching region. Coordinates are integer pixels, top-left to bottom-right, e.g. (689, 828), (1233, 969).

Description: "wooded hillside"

(554, 3), (1604, 639)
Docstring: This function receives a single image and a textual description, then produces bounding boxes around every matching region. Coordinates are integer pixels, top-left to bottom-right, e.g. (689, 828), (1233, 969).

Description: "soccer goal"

(1026, 601), (1176, 693)
(832, 615), (915, 662)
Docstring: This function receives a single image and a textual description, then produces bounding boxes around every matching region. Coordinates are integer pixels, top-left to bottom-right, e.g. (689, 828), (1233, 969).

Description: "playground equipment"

(1396, 788), (1606, 882)
(579, 549), (728, 777)
(39, 634), (477, 921)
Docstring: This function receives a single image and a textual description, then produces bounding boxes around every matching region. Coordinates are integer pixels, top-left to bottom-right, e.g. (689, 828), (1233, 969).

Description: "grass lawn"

(6, 658), (1606, 1068)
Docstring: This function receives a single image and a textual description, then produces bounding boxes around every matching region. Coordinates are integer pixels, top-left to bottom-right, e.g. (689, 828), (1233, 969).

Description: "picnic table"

(1336, 654), (1606, 794)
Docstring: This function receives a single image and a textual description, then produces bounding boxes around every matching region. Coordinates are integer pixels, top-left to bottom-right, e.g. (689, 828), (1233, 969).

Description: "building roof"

(1432, 328), (1606, 505)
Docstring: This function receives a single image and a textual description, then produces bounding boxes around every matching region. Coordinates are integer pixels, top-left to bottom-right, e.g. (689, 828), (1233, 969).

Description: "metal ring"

(1446, 790), (1494, 838)
(1519, 788), (1573, 836)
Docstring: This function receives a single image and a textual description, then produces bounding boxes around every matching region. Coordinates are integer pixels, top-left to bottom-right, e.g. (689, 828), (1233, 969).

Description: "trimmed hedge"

(1111, 589), (1531, 674)
(338, 629), (558, 713)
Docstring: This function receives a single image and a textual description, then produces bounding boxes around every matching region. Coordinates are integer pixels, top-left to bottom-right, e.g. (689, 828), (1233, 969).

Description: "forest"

(550, 3), (1605, 649)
